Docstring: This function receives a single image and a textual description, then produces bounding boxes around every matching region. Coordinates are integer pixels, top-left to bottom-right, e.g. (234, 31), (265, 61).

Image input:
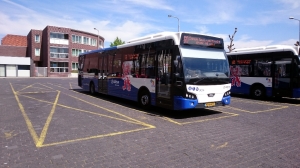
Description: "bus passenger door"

(99, 54), (108, 94)
(156, 50), (173, 109)
(272, 58), (292, 97)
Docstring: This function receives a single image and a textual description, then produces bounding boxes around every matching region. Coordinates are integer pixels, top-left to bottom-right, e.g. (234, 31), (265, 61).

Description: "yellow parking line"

(36, 91), (60, 147)
(46, 83), (161, 118)
(161, 109), (239, 125)
(17, 91), (57, 94)
(11, 83), (156, 148)
(29, 86), (52, 90)
(19, 94), (150, 126)
(46, 82), (238, 125)
(38, 83), (54, 90)
(40, 127), (153, 147)
(18, 93), (155, 148)
(64, 93), (155, 128)
(225, 105), (289, 113)
(46, 83), (69, 90)
(16, 84), (34, 93)
(161, 117), (182, 125)
(10, 83), (39, 145)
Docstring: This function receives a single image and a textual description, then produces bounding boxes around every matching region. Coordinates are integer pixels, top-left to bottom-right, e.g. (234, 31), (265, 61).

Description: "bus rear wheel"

(139, 90), (151, 109)
(251, 85), (265, 99)
(90, 82), (95, 95)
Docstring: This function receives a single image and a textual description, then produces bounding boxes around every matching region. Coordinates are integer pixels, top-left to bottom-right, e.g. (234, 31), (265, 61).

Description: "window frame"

(35, 48), (40, 56)
(35, 35), (40, 43)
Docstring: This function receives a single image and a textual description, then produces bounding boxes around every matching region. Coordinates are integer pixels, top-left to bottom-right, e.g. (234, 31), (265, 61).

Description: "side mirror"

(174, 60), (178, 67)
(173, 73), (180, 78)
(174, 55), (181, 67)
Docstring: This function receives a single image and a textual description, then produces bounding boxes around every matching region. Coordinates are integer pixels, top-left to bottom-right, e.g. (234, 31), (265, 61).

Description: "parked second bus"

(227, 45), (300, 99)
(78, 32), (231, 110)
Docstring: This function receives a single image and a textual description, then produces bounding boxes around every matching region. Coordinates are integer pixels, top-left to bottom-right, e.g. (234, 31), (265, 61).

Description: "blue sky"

(0, 0), (299, 51)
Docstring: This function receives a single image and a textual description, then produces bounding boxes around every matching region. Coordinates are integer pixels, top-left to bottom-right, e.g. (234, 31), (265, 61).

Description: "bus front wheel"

(90, 82), (95, 95)
(251, 85), (265, 99)
(139, 90), (151, 109)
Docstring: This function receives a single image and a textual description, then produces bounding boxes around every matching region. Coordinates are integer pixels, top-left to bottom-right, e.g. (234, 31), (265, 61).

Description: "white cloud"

(277, 0), (300, 9)
(278, 39), (299, 46)
(2, 0), (34, 12)
(125, 0), (173, 10)
(232, 39), (273, 49)
(0, 0), (162, 45)
(184, 0), (242, 24)
(224, 35), (273, 52)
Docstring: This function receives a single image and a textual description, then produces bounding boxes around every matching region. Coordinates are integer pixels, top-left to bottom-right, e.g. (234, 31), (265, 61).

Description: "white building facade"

(0, 56), (31, 77)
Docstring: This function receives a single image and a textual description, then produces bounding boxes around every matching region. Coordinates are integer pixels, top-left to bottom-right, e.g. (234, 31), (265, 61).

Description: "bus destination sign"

(181, 33), (224, 49)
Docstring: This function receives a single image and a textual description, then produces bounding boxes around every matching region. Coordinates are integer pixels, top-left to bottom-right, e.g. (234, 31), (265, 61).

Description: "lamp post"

(168, 15), (180, 32)
(94, 28), (99, 49)
(289, 17), (300, 45)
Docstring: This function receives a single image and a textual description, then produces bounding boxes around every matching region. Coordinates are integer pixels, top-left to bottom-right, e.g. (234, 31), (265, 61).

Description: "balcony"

(50, 38), (69, 45)
(50, 53), (68, 59)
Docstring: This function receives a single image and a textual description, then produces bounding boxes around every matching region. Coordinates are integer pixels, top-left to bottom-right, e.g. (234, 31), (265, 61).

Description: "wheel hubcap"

(255, 89), (261, 96)
(141, 95), (149, 105)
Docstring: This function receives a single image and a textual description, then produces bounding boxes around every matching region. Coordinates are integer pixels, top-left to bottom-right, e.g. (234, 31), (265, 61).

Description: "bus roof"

(79, 31), (224, 56)
(227, 45), (299, 55)
(123, 31), (222, 47)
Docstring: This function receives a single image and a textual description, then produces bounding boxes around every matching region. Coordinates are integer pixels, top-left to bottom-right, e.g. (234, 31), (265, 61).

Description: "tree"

(110, 37), (125, 47)
(228, 28), (237, 52)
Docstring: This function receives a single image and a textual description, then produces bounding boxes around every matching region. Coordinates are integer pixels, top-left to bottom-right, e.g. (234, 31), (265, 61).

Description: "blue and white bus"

(227, 45), (300, 99)
(78, 32), (231, 110)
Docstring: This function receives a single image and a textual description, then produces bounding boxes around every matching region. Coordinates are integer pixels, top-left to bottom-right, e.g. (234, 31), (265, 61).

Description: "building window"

(50, 32), (68, 39)
(83, 37), (90, 45)
(50, 62), (68, 72)
(91, 39), (96, 46)
(18, 65), (30, 70)
(35, 48), (40, 56)
(50, 47), (68, 58)
(72, 63), (79, 70)
(99, 41), (103, 48)
(35, 35), (40, 43)
(72, 35), (82, 44)
(72, 49), (83, 57)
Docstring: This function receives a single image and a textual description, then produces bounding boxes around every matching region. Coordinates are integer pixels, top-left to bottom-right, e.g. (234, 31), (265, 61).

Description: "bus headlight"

(185, 93), (197, 99)
(223, 90), (231, 97)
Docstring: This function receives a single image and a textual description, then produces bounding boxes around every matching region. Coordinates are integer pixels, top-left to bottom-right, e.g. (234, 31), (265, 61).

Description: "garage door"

(6, 65), (17, 77)
(0, 65), (5, 77)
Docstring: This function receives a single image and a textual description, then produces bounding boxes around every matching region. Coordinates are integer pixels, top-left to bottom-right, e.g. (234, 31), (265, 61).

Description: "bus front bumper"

(173, 96), (231, 110)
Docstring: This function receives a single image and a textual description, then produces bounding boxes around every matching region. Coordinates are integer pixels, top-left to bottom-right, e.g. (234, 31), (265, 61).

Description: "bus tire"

(251, 85), (265, 99)
(90, 82), (95, 95)
(139, 90), (151, 109)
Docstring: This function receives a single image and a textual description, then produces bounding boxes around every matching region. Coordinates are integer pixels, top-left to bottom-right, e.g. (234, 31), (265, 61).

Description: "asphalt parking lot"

(1, 78), (300, 168)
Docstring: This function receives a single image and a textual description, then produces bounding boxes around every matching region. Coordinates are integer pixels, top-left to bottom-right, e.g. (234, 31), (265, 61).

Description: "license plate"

(205, 102), (215, 107)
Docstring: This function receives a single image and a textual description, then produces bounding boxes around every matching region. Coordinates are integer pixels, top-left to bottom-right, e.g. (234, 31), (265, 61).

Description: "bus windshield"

(180, 47), (230, 85)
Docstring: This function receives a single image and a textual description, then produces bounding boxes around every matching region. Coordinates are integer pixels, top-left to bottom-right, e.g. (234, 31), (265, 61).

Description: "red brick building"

(0, 25), (104, 77)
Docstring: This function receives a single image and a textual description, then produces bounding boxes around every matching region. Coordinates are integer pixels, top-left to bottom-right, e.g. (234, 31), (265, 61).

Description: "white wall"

(69, 73), (78, 77)
(18, 70), (30, 77)
(0, 56), (30, 65)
